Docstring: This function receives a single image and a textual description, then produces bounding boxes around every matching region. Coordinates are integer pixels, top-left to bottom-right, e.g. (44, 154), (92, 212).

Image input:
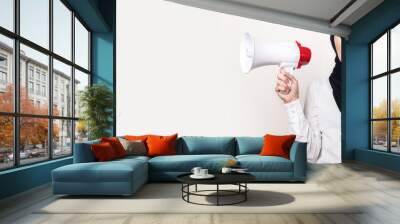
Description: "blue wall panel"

(92, 32), (114, 88)
(91, 32), (115, 135)
(0, 158), (72, 199)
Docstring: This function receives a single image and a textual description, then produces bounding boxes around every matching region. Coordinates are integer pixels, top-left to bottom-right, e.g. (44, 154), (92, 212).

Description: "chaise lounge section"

(52, 136), (306, 196)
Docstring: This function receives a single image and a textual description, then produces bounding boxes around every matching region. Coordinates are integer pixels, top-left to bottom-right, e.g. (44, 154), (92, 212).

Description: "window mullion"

(13, 0), (21, 167)
(388, 30), (391, 153)
(71, 10), (76, 155)
(48, 0), (54, 160)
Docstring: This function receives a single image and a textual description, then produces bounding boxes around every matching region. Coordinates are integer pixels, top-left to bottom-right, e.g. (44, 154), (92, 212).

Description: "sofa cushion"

(149, 154), (235, 172)
(236, 155), (293, 172)
(236, 137), (263, 155)
(74, 140), (100, 163)
(177, 136), (236, 155)
(91, 142), (118, 161)
(101, 137), (127, 158)
(53, 158), (147, 183)
(147, 134), (178, 157)
(260, 134), (296, 159)
(118, 138), (147, 156)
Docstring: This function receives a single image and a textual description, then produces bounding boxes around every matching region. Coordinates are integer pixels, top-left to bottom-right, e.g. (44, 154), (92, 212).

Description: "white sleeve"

(284, 99), (308, 142)
(284, 96), (322, 163)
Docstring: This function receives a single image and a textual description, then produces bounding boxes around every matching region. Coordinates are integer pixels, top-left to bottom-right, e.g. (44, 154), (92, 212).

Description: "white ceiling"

(166, 0), (384, 37)
(228, 0), (352, 22)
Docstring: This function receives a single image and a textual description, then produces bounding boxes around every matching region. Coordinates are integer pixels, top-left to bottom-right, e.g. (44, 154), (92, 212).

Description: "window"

(75, 18), (89, 70)
(74, 69), (89, 118)
(371, 23), (400, 153)
(0, 116), (13, 170)
(0, 55), (7, 67)
(0, 0), (14, 31)
(42, 85), (46, 97)
(0, 34), (14, 113)
(0, 71), (6, 84)
(53, 0), (72, 60)
(20, 0), (49, 48)
(53, 119), (72, 158)
(35, 84), (40, 95)
(53, 59), (72, 117)
(0, 1), (91, 170)
(28, 67), (34, 80)
(35, 70), (40, 81)
(28, 81), (34, 94)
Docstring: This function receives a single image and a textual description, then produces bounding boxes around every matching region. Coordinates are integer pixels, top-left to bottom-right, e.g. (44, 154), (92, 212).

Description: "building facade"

(0, 41), (79, 156)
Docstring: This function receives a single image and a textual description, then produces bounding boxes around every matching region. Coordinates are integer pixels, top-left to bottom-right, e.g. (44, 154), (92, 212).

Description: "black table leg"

(216, 184), (219, 206)
(195, 184), (197, 192)
(245, 183), (247, 201)
(187, 184), (190, 202)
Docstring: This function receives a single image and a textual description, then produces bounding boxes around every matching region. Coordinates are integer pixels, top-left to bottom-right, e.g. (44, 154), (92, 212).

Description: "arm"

(275, 70), (322, 163)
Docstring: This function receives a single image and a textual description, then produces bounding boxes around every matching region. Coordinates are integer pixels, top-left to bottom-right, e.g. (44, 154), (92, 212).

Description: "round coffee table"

(177, 173), (255, 206)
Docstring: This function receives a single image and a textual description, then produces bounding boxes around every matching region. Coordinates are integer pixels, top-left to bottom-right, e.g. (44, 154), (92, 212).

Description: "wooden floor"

(1, 162), (400, 224)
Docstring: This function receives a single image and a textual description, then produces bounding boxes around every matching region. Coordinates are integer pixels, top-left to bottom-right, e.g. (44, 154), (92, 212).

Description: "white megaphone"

(240, 33), (311, 74)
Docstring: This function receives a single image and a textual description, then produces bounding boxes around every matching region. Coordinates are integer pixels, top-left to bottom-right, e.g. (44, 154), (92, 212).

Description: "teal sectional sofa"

(52, 136), (307, 196)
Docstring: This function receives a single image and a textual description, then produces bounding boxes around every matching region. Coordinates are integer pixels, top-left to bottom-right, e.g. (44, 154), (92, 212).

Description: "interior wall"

(344, 0), (400, 166)
(116, 0), (335, 137)
(92, 32), (115, 135)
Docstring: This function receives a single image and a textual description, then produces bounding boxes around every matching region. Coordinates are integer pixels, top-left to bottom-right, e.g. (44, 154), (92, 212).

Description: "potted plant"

(79, 84), (113, 140)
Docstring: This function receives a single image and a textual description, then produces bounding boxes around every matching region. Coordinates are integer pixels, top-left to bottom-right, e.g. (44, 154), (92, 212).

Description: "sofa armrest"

(289, 141), (307, 181)
(73, 140), (100, 163)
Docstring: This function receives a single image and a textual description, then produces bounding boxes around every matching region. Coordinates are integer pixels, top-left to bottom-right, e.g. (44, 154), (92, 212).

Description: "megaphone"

(240, 33), (311, 74)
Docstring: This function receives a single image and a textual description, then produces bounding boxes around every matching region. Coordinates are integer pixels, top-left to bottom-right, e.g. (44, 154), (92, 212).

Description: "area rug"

(37, 183), (361, 214)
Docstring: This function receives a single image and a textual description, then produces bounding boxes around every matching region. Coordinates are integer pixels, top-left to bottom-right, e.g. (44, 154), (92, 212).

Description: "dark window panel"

(53, 119), (72, 157)
(74, 69), (89, 118)
(19, 117), (49, 165)
(20, 0), (50, 49)
(53, 0), (72, 60)
(74, 18), (89, 70)
(372, 120), (388, 151)
(372, 76), (387, 119)
(0, 116), (14, 170)
(0, 34), (14, 113)
(20, 44), (49, 115)
(53, 59), (72, 117)
(0, 0), (14, 31)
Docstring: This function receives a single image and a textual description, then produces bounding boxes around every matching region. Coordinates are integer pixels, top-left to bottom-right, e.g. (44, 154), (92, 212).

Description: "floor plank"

(1, 162), (400, 224)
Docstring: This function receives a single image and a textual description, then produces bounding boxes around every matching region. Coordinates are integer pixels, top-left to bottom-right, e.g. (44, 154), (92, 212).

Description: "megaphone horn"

(240, 33), (311, 74)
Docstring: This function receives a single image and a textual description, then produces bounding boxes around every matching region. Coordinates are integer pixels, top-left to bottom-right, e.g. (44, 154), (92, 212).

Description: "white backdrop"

(116, 0), (335, 137)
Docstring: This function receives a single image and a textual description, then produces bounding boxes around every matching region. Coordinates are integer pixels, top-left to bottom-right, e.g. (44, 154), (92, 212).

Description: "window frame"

(0, 0), (91, 171)
(370, 21), (400, 154)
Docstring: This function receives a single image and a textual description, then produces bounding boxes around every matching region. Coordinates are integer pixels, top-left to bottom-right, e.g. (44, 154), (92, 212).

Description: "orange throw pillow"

(260, 134), (296, 159)
(91, 142), (117, 161)
(124, 135), (149, 141)
(146, 134), (178, 157)
(101, 137), (127, 158)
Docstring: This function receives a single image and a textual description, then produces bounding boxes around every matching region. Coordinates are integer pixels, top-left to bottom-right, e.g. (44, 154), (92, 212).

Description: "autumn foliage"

(0, 85), (59, 151)
(372, 99), (400, 143)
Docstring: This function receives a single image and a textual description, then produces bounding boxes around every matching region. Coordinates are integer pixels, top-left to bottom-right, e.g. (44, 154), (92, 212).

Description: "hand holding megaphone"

(240, 33), (311, 74)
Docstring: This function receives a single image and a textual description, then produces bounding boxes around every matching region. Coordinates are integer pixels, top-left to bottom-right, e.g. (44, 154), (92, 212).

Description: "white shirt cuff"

(284, 99), (302, 114)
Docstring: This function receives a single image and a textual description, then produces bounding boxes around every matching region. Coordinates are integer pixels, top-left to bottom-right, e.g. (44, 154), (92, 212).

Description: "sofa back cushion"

(73, 139), (100, 163)
(147, 134), (178, 157)
(177, 136), (236, 155)
(91, 142), (118, 161)
(260, 134), (296, 159)
(236, 137), (263, 155)
(101, 137), (127, 158)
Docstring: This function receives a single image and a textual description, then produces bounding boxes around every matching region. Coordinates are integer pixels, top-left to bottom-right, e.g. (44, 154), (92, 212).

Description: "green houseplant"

(79, 84), (113, 140)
